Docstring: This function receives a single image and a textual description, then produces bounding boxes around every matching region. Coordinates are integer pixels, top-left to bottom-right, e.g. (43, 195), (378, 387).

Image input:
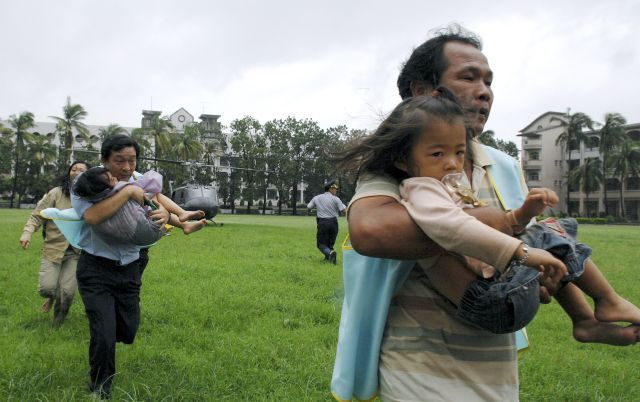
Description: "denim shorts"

(457, 265), (540, 334)
(518, 217), (592, 282)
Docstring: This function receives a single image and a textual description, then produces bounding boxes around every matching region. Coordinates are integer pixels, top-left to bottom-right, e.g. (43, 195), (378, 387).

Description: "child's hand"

(513, 188), (559, 226)
(126, 185), (145, 205)
(518, 246), (567, 283)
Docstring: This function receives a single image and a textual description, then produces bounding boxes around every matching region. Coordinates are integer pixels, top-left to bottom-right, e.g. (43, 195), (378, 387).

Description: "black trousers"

(76, 251), (143, 395)
(316, 217), (339, 257)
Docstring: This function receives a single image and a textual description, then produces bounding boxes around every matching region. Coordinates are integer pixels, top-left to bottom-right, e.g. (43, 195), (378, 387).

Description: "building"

(519, 112), (640, 220)
(2, 108), (306, 209)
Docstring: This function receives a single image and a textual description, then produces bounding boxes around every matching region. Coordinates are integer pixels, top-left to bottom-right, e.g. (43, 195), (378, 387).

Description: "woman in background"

(20, 161), (89, 326)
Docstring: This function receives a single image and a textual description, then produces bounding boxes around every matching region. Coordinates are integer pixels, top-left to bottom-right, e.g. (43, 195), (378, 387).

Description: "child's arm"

(401, 178), (566, 278)
(508, 188), (559, 233)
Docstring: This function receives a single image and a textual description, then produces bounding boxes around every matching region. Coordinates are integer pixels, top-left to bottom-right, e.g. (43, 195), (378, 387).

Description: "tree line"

(0, 99), (365, 213)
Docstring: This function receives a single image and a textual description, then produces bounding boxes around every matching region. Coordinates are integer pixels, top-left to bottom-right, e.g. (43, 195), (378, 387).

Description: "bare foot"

(41, 298), (53, 313)
(182, 219), (207, 235)
(594, 295), (640, 324)
(573, 318), (640, 346)
(178, 210), (205, 222)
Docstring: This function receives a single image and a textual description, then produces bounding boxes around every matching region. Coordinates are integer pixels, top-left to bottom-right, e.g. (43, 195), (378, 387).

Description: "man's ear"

(410, 80), (433, 97)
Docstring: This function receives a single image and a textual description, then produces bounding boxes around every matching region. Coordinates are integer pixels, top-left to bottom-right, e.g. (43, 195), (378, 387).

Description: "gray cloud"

(2, 0), (640, 145)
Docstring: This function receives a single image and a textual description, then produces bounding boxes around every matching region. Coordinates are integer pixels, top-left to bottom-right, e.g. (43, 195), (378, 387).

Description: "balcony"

(522, 159), (542, 169)
(522, 140), (542, 149)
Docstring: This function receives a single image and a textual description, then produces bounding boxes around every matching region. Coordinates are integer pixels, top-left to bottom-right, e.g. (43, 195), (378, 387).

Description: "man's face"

(437, 41), (493, 136)
(102, 147), (137, 182)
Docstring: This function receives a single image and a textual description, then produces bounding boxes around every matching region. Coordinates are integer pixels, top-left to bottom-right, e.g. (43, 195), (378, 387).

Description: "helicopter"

(171, 183), (220, 222)
(68, 148), (269, 226)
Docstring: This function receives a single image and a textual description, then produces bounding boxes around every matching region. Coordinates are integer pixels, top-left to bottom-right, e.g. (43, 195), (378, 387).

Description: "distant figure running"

(307, 180), (346, 264)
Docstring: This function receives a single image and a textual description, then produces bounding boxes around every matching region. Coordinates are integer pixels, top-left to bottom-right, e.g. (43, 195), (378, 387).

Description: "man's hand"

(148, 206), (170, 226)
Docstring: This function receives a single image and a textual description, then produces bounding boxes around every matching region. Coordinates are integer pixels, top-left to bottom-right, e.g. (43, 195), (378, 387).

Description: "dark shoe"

(329, 251), (337, 265)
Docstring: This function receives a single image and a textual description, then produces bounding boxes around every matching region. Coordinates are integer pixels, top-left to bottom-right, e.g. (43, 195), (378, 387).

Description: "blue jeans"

(457, 218), (591, 334)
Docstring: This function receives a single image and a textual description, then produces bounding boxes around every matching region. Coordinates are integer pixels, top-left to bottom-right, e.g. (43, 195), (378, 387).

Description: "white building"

(519, 112), (640, 220)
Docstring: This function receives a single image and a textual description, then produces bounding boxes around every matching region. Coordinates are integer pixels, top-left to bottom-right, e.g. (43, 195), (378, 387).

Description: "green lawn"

(1, 209), (639, 401)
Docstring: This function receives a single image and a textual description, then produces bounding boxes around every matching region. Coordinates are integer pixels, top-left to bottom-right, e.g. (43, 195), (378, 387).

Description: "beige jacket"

(21, 186), (79, 264)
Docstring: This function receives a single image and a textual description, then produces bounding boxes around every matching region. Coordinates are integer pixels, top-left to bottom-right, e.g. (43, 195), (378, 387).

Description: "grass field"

(1, 208), (639, 401)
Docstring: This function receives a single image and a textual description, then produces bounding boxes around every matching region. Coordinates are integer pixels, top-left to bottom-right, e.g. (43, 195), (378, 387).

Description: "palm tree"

(130, 128), (154, 171)
(174, 124), (204, 162)
(552, 111), (595, 215)
(8, 111), (36, 208)
(598, 113), (627, 216)
(609, 140), (640, 220)
(98, 123), (129, 142)
(145, 115), (174, 168)
(50, 97), (90, 168)
(24, 134), (58, 200)
(568, 157), (602, 217)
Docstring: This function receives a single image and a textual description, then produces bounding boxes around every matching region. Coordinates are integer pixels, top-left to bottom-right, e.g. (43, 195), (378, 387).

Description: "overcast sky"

(2, 1), (639, 145)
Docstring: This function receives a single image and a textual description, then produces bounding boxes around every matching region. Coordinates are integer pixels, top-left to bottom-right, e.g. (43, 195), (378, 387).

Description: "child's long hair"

(335, 88), (472, 181)
(73, 166), (111, 201)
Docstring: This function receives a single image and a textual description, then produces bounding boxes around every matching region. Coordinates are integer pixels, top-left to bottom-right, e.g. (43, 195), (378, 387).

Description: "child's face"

(104, 171), (118, 188)
(397, 119), (467, 181)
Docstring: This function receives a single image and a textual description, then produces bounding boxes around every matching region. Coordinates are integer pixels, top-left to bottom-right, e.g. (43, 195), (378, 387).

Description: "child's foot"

(182, 219), (207, 235)
(179, 210), (205, 222)
(573, 318), (640, 346)
(594, 295), (640, 324)
(41, 298), (53, 313)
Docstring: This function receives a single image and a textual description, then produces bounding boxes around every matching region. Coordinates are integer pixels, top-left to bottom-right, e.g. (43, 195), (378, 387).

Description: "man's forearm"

(348, 196), (513, 260)
(348, 196), (440, 259)
(83, 190), (131, 225)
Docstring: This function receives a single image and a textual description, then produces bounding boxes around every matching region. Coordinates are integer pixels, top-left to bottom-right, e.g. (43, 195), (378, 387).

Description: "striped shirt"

(307, 192), (346, 219)
(352, 141), (526, 402)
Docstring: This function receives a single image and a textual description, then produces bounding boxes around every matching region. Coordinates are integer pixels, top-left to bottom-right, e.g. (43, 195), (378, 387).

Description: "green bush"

(575, 217), (606, 224)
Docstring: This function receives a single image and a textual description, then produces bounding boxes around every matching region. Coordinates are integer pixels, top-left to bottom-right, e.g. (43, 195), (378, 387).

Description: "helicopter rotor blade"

(65, 148), (273, 172)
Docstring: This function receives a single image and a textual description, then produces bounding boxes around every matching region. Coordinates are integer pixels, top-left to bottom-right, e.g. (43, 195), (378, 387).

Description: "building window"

(585, 136), (599, 149)
(529, 172), (539, 181)
(605, 178), (620, 191)
(267, 189), (278, 200)
(627, 177), (640, 190)
(529, 151), (540, 160)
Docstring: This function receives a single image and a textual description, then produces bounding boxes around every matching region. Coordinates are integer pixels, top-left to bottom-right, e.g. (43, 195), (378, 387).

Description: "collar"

(470, 139), (493, 168)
